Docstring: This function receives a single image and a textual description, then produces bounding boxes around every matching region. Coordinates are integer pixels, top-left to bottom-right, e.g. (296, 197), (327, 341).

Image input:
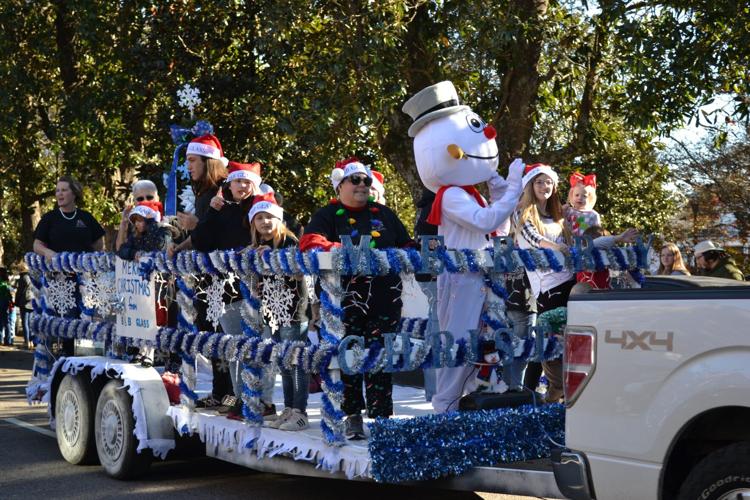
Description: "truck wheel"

(55, 373), (98, 465)
(94, 380), (151, 479)
(677, 441), (750, 500)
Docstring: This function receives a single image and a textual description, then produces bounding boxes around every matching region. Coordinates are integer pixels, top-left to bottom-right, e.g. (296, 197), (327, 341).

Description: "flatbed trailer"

(25, 242), (646, 496)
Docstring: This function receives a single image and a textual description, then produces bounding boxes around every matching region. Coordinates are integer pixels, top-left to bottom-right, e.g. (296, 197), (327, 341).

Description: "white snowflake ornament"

(80, 271), (117, 315)
(45, 273), (77, 315)
(177, 83), (202, 118)
(179, 185), (195, 214)
(261, 275), (295, 332)
(205, 275), (226, 328)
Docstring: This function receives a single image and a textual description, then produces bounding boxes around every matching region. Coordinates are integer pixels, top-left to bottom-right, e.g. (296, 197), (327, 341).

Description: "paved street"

(0, 345), (552, 500)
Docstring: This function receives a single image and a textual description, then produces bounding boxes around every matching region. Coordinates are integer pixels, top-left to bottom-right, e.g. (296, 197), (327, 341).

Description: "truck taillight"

(563, 327), (596, 407)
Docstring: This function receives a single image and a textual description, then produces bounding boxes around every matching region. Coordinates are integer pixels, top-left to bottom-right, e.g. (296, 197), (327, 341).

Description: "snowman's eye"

(466, 113), (484, 133)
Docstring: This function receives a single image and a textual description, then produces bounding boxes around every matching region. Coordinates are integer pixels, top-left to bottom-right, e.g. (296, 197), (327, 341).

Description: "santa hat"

(370, 170), (385, 197)
(129, 200), (163, 223)
(186, 134), (229, 167)
(247, 193), (284, 222)
(259, 183), (274, 194)
(227, 161), (262, 186)
(330, 157), (370, 191)
(522, 163), (559, 190)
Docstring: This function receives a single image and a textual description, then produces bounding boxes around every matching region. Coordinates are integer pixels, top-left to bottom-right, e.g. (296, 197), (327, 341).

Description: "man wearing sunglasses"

(300, 158), (414, 440)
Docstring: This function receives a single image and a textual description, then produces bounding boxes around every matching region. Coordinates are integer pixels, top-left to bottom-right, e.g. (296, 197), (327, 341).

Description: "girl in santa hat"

(512, 164), (574, 402)
(175, 134), (229, 232)
(514, 165), (638, 401)
(178, 161), (267, 409)
(116, 200), (172, 261)
(245, 194), (311, 430)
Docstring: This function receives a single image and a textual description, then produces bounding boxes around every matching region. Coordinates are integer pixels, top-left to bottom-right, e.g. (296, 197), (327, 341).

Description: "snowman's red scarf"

(427, 185), (497, 236)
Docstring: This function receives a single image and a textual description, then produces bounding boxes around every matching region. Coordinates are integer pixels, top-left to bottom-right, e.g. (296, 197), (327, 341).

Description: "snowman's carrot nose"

(447, 144), (465, 160)
(483, 125), (497, 139)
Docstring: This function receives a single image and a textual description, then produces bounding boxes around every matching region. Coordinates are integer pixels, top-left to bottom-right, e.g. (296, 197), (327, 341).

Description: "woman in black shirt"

(33, 175), (105, 355)
(33, 175), (105, 258)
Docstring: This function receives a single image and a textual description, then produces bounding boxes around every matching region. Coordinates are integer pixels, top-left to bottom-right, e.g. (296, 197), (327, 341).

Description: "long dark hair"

(192, 157), (228, 196)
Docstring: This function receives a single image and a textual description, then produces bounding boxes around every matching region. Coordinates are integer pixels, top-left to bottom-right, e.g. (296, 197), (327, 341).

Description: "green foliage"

(0, 0), (748, 265)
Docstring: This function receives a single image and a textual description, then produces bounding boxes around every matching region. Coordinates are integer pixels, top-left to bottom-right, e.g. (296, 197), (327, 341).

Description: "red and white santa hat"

(370, 170), (385, 197)
(129, 200), (163, 223)
(330, 157), (370, 190)
(227, 161), (262, 186)
(247, 193), (283, 222)
(521, 163), (559, 190)
(186, 134), (229, 167)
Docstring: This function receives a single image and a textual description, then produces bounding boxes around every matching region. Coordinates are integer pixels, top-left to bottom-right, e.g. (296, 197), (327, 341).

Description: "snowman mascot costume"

(403, 81), (524, 413)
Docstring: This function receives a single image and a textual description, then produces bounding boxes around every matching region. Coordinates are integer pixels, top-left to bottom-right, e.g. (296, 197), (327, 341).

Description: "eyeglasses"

(348, 175), (372, 187)
(135, 195), (155, 202)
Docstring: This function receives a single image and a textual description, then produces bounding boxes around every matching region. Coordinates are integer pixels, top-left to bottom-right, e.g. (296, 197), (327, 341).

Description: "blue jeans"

(277, 322), (310, 412)
(7, 307), (17, 344)
(504, 309), (537, 391)
(21, 309), (32, 344)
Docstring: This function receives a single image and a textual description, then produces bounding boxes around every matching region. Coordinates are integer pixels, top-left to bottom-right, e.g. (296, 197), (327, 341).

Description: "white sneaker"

(279, 409), (308, 431)
(267, 407), (293, 429)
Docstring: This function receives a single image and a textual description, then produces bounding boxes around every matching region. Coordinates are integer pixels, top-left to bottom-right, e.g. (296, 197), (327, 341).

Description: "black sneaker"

(345, 413), (365, 440)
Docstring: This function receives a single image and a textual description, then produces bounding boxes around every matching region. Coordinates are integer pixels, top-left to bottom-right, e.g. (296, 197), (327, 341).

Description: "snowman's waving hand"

(487, 171), (508, 202)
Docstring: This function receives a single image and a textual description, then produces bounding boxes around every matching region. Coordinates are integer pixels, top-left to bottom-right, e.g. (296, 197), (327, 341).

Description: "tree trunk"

(379, 3), (442, 204)
(493, 0), (548, 167)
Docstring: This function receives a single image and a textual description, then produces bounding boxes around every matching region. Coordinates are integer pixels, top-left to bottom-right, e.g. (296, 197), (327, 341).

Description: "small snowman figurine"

(476, 341), (509, 394)
(403, 81), (524, 413)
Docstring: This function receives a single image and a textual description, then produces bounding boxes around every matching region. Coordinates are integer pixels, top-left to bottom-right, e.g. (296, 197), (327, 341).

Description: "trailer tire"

(55, 373), (98, 465)
(677, 441), (750, 500)
(94, 380), (151, 479)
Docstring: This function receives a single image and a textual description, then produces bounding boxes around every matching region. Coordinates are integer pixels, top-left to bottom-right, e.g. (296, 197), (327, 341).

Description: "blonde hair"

(567, 183), (597, 210)
(250, 214), (297, 248)
(513, 175), (570, 243)
(657, 242), (691, 275)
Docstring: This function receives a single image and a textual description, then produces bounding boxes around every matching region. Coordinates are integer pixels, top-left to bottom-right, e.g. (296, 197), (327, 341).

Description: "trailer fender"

(47, 356), (175, 459)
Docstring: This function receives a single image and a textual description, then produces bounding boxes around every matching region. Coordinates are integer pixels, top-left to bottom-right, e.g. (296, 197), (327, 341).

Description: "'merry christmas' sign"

(115, 257), (157, 341)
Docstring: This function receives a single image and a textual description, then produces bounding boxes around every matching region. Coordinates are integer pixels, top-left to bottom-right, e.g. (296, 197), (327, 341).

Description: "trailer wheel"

(677, 441), (750, 500)
(95, 380), (151, 479)
(55, 373), (98, 465)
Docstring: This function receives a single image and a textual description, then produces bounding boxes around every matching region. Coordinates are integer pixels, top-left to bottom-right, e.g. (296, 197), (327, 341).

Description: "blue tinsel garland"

(368, 404), (565, 483)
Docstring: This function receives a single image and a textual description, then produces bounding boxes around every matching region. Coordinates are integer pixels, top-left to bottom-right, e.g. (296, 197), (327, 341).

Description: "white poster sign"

(115, 257), (158, 341)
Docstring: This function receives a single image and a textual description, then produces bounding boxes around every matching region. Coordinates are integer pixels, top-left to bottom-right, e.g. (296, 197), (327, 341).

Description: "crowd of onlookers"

(4, 131), (743, 438)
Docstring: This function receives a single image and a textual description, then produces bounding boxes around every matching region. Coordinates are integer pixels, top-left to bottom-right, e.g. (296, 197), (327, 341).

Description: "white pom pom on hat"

(330, 157), (370, 191)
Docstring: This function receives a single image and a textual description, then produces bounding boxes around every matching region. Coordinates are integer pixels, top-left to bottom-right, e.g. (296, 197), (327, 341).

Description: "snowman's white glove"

(487, 171), (508, 203)
(506, 158), (525, 188)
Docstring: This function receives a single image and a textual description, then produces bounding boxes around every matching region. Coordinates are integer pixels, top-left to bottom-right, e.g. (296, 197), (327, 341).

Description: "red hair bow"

(570, 172), (597, 189)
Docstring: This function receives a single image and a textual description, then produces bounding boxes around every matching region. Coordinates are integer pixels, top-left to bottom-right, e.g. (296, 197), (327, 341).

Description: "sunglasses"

(135, 195), (155, 202)
(348, 175), (372, 187)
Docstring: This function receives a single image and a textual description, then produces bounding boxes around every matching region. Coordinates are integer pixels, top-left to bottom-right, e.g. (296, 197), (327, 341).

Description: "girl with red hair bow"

(565, 172), (600, 237)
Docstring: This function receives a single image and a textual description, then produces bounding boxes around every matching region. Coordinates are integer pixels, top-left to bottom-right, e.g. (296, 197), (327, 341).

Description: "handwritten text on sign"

(115, 257), (157, 341)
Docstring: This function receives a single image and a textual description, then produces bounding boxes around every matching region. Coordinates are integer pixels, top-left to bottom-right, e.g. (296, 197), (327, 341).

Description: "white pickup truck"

(553, 275), (750, 500)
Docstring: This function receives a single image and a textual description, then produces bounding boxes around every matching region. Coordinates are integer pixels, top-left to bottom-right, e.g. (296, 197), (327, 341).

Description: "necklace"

(332, 197), (384, 248)
(59, 208), (78, 220)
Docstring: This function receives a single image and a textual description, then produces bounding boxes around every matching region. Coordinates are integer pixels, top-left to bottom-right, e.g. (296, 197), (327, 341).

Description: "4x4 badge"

(604, 330), (674, 352)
